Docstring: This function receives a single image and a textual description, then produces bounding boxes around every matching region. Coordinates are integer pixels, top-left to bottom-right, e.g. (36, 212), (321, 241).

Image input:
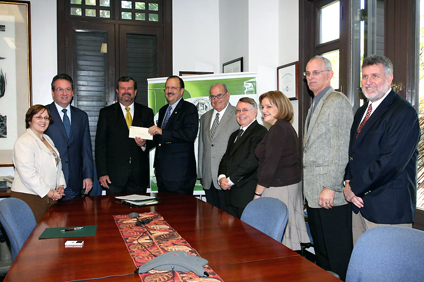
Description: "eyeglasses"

(210, 93), (226, 100)
(236, 108), (252, 114)
(54, 87), (72, 93)
(303, 70), (330, 77)
(33, 116), (50, 121)
(164, 86), (180, 91)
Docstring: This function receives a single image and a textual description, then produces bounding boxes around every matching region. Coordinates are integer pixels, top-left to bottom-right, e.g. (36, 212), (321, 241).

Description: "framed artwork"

(277, 61), (298, 100)
(0, 1), (32, 166)
(222, 57), (243, 73)
(179, 71), (214, 76)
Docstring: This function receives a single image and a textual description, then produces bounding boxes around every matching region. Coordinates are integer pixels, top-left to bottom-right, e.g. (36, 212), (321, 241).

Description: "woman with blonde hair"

(254, 91), (309, 250)
(11, 104), (66, 222)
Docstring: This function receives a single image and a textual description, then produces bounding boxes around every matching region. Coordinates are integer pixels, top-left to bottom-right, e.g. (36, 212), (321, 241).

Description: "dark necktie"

(62, 109), (71, 138)
(234, 129), (244, 143)
(356, 103), (372, 140)
(162, 106), (172, 128)
(210, 112), (220, 139)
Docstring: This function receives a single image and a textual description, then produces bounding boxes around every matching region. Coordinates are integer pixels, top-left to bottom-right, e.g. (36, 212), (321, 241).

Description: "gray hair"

(238, 97), (257, 110)
(309, 55), (333, 71)
(209, 83), (228, 94)
(362, 54), (393, 76)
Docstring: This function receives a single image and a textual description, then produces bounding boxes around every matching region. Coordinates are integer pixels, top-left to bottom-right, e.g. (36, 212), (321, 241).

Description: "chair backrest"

(0, 198), (37, 261)
(241, 197), (289, 242)
(346, 226), (424, 282)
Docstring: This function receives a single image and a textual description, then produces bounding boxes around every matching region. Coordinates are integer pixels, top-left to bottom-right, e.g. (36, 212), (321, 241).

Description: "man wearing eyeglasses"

(45, 74), (94, 200)
(148, 76), (198, 195)
(302, 56), (353, 280)
(218, 98), (267, 218)
(197, 84), (239, 211)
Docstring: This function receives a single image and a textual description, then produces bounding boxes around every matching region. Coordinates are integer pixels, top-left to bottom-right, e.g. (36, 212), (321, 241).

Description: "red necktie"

(356, 103), (372, 140)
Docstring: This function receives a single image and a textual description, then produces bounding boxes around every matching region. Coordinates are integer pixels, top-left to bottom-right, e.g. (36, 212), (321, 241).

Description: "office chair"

(241, 197), (288, 242)
(0, 198), (36, 261)
(346, 226), (424, 282)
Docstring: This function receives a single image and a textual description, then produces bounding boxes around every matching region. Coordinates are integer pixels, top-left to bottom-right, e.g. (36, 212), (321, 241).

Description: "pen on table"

(61, 227), (84, 232)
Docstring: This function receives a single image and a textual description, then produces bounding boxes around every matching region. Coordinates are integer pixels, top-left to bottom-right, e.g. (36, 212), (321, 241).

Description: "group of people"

(10, 54), (420, 281)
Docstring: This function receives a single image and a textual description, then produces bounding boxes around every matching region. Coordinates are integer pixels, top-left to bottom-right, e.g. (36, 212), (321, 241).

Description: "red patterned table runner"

(114, 212), (224, 281)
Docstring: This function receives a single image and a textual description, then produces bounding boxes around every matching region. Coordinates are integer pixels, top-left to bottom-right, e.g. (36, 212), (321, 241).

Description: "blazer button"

(350, 157), (353, 161)
(211, 144), (214, 147)
(158, 143), (162, 146)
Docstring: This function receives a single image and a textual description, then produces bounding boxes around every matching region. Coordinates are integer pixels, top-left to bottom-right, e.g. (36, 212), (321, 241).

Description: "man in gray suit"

(303, 56), (353, 280)
(198, 83), (239, 211)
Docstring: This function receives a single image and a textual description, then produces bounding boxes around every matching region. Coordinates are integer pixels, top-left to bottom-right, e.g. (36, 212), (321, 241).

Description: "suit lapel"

(203, 110), (213, 142)
(114, 103), (129, 131)
(164, 99), (184, 129)
(212, 105), (234, 141)
(49, 103), (69, 140)
(304, 87), (333, 147)
(353, 90), (396, 149)
(230, 121), (258, 156)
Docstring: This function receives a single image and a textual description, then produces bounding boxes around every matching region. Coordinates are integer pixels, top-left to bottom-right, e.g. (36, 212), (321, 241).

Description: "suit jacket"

(95, 102), (154, 187)
(45, 102), (93, 199)
(198, 104), (239, 190)
(256, 119), (301, 188)
(345, 90), (420, 224)
(12, 129), (66, 197)
(153, 99), (198, 184)
(303, 87), (353, 208)
(218, 121), (267, 209)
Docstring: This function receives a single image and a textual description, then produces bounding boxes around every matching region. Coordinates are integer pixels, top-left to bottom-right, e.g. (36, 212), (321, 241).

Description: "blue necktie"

(62, 109), (71, 138)
(162, 106), (172, 128)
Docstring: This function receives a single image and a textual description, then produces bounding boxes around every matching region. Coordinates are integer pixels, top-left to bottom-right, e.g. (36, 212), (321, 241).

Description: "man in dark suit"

(148, 76), (198, 195)
(218, 97), (267, 218)
(198, 83), (239, 211)
(45, 74), (94, 200)
(344, 55), (420, 244)
(95, 76), (154, 195)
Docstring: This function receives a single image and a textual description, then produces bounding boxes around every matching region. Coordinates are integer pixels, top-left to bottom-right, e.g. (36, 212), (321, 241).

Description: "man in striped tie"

(344, 55), (420, 244)
(198, 84), (239, 211)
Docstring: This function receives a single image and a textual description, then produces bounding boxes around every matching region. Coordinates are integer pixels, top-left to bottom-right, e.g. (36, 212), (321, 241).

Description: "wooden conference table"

(5, 194), (339, 281)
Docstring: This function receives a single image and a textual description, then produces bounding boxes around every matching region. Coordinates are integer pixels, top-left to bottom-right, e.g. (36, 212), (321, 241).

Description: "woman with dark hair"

(254, 91), (309, 251)
(11, 104), (65, 222)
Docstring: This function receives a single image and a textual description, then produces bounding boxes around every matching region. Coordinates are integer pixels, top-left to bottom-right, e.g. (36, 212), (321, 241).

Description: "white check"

(129, 126), (153, 140)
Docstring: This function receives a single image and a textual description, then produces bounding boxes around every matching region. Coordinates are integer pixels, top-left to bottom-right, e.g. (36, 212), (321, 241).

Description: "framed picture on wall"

(277, 61), (298, 100)
(179, 71), (214, 76)
(222, 57), (243, 73)
(0, 1), (32, 166)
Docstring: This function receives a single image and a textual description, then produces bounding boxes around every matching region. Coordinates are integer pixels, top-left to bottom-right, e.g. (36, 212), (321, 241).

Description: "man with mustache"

(95, 76), (154, 195)
(344, 55), (420, 244)
(148, 76), (198, 195)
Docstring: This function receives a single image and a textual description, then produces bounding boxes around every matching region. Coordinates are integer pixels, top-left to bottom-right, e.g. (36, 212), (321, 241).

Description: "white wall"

(219, 0), (249, 70)
(172, 0), (220, 74)
(0, 0), (300, 176)
(279, 0), (299, 133)
(0, 0), (57, 176)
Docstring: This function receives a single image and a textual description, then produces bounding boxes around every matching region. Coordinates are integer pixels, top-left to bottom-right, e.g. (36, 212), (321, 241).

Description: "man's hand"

(57, 185), (65, 197)
(343, 181), (364, 208)
(135, 137), (146, 147)
(318, 187), (336, 209)
(99, 175), (111, 189)
(83, 178), (93, 194)
(148, 125), (162, 136)
(219, 178), (232, 190)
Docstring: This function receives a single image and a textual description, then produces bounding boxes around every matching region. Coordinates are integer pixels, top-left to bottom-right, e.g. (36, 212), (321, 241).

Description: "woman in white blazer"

(11, 104), (66, 222)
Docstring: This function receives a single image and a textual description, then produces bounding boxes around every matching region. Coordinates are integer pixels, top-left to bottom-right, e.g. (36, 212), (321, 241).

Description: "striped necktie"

(62, 109), (71, 138)
(210, 112), (220, 139)
(356, 103), (372, 140)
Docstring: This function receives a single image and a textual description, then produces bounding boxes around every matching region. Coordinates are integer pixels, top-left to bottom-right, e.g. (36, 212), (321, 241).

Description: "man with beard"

(95, 76), (154, 194)
(148, 76), (198, 195)
(344, 55), (420, 244)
